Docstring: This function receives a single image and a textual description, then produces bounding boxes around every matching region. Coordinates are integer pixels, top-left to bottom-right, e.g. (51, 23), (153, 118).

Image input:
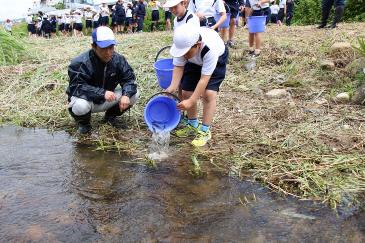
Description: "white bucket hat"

(170, 24), (200, 57)
(163, 0), (183, 8)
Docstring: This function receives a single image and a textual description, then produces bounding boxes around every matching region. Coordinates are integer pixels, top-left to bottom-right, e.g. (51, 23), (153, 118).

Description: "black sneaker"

(317, 24), (327, 29)
(248, 50), (255, 55)
(78, 124), (91, 134)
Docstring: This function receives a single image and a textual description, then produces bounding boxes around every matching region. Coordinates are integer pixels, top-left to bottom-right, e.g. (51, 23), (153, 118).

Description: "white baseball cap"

(170, 24), (200, 57)
(92, 26), (116, 48)
(163, 0), (183, 8)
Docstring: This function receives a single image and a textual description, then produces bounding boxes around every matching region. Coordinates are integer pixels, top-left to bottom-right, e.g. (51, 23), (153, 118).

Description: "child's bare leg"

(255, 33), (262, 53)
(229, 18), (235, 41)
(249, 32), (255, 50)
(202, 90), (217, 126)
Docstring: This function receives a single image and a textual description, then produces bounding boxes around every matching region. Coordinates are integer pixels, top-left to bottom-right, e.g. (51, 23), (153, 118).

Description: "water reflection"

(0, 126), (364, 242)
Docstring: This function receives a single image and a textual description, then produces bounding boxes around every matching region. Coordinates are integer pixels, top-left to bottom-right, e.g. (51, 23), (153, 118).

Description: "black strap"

(193, 0), (218, 8)
(186, 14), (194, 23)
(200, 46), (210, 59)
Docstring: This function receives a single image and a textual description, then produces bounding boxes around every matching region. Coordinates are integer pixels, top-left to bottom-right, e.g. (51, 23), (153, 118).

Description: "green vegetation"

(0, 30), (27, 65)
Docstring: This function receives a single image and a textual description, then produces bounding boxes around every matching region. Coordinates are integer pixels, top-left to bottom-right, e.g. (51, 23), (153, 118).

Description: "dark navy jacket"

(67, 50), (137, 104)
(135, 2), (146, 17)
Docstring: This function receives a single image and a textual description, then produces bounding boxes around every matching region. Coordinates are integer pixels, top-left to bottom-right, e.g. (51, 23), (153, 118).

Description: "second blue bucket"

(144, 92), (181, 133)
(247, 16), (267, 33)
(154, 58), (173, 89)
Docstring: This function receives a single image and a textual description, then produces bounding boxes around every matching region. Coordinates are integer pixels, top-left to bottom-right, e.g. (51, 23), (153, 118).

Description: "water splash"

(148, 131), (170, 161)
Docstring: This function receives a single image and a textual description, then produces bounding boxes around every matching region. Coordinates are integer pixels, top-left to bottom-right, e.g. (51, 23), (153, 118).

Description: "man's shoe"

(103, 115), (128, 129)
(174, 124), (199, 138)
(317, 23), (326, 29)
(78, 124), (91, 134)
(191, 130), (212, 147)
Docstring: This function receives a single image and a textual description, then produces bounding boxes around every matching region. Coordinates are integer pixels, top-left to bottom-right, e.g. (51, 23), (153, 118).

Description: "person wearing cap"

(84, 6), (94, 34)
(67, 26), (139, 134)
(247, 0), (270, 57)
(163, 0), (200, 29)
(187, 0), (227, 31)
(100, 2), (111, 26)
(165, 24), (228, 147)
(73, 10), (84, 37)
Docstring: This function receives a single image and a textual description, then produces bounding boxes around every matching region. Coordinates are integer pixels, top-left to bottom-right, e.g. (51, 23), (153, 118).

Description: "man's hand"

(105, 91), (117, 102)
(119, 95), (130, 111)
(177, 99), (194, 111)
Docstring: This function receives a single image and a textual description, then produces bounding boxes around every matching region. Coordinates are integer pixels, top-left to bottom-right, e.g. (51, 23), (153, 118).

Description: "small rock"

(334, 92), (350, 103)
(320, 59), (335, 70)
(330, 42), (352, 52)
(342, 124), (351, 130)
(265, 89), (289, 98)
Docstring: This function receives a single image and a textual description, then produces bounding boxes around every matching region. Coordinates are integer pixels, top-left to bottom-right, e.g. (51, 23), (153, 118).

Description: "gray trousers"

(69, 89), (139, 116)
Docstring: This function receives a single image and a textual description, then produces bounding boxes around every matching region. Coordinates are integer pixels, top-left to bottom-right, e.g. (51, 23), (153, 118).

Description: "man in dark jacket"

(67, 26), (139, 134)
(135, 0), (146, 32)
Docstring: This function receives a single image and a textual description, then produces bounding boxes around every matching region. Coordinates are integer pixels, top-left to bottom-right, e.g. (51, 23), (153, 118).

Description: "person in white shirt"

(247, 0), (270, 56)
(125, 3), (134, 33)
(187, 0), (227, 31)
(270, 1), (280, 24)
(57, 14), (66, 35)
(84, 6), (94, 34)
(73, 10), (84, 37)
(25, 14), (36, 37)
(163, 0), (200, 29)
(3, 19), (13, 34)
(149, 0), (161, 31)
(165, 24), (229, 147)
(100, 2), (110, 26)
(93, 11), (100, 29)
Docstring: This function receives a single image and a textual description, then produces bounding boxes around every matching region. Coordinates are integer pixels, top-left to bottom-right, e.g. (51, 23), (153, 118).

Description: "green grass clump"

(0, 30), (26, 65)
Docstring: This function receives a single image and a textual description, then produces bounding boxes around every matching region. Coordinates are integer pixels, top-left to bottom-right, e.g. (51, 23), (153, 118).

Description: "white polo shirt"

(279, 0), (286, 8)
(100, 6), (110, 17)
(173, 10), (200, 29)
(84, 11), (93, 20)
(188, 0), (226, 18)
(25, 16), (33, 24)
(249, 0), (269, 10)
(173, 27), (225, 75)
(270, 4), (280, 14)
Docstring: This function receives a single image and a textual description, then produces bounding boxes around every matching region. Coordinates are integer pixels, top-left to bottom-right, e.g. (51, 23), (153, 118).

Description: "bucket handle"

(146, 92), (181, 105)
(155, 46), (172, 62)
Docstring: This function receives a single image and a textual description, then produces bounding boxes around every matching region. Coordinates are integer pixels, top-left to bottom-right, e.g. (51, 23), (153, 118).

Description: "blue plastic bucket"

(215, 13), (231, 29)
(247, 16), (266, 33)
(154, 58), (174, 89)
(144, 92), (181, 133)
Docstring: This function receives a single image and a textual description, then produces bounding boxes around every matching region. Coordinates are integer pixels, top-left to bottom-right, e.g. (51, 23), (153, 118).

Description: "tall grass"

(0, 30), (26, 65)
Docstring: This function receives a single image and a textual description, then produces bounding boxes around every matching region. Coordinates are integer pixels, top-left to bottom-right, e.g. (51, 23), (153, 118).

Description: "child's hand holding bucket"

(177, 99), (193, 111)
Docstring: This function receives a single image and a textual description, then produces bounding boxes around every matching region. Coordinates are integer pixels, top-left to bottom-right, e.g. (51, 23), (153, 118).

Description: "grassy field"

(0, 23), (364, 209)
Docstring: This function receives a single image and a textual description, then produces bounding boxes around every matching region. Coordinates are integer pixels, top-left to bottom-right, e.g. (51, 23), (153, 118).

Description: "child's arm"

(165, 66), (184, 93)
(177, 74), (210, 110)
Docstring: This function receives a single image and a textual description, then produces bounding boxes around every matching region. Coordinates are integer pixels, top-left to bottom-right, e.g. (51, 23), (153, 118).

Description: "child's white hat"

(170, 24), (200, 57)
(163, 0), (183, 8)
